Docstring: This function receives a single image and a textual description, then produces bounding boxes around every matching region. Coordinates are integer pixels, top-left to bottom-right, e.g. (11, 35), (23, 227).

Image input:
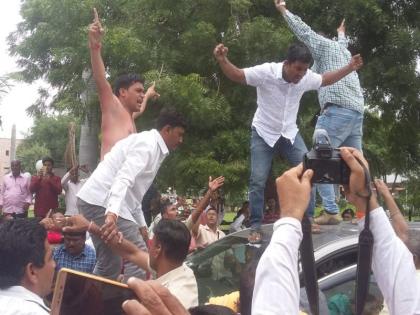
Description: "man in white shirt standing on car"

(76, 108), (186, 281)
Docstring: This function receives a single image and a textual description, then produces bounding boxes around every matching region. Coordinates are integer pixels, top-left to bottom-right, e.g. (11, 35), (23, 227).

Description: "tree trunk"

(78, 69), (100, 175)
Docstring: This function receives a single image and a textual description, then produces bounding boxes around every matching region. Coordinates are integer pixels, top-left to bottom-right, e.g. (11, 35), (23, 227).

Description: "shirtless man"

(88, 8), (160, 159)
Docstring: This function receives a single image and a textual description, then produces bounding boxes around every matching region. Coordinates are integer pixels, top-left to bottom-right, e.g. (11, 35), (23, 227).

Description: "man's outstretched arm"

(133, 82), (160, 120)
(274, 0), (330, 59)
(88, 8), (115, 111)
(213, 44), (246, 84)
(321, 54), (363, 86)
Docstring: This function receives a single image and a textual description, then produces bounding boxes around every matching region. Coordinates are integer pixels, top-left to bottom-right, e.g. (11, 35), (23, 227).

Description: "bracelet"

(88, 221), (94, 233)
(390, 211), (400, 219)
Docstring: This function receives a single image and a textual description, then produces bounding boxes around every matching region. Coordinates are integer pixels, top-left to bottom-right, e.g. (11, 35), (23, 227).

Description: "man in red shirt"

(30, 157), (62, 218)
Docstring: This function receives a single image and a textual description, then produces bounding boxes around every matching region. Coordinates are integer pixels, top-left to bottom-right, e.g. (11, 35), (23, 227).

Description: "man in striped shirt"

(276, 0), (365, 225)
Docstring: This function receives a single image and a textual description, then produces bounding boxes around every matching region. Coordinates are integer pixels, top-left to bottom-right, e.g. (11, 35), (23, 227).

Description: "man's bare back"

(88, 8), (159, 160)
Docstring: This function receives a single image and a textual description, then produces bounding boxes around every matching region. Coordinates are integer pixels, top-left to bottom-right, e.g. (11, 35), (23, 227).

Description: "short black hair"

(156, 108), (187, 130)
(341, 208), (355, 219)
(153, 219), (190, 263)
(0, 219), (47, 289)
(189, 305), (236, 315)
(42, 156), (54, 165)
(285, 42), (314, 67)
(113, 73), (145, 97)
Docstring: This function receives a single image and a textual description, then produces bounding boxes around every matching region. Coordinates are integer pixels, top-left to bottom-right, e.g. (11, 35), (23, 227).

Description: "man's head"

(160, 199), (178, 220)
(42, 156), (54, 174)
(63, 231), (86, 256)
(341, 208), (355, 221)
(149, 219), (191, 271)
(283, 42), (314, 84)
(206, 207), (219, 228)
(0, 219), (55, 298)
(69, 167), (79, 183)
(157, 108), (187, 151)
(10, 160), (22, 177)
(114, 74), (145, 113)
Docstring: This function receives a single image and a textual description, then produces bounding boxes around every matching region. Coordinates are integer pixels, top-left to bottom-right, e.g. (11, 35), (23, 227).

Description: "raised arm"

(374, 179), (409, 244)
(213, 44), (246, 84)
(88, 8), (115, 111)
(336, 19), (349, 48)
(133, 82), (160, 120)
(275, 0), (330, 60)
(321, 54), (363, 86)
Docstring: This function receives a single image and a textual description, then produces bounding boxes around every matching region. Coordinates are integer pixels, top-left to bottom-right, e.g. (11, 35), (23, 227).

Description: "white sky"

(0, 1), (44, 139)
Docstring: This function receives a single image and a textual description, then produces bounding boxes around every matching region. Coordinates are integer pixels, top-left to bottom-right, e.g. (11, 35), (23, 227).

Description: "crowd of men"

(1, 0), (419, 314)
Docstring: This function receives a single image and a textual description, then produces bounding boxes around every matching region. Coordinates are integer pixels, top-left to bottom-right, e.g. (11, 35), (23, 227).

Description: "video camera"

(303, 129), (350, 184)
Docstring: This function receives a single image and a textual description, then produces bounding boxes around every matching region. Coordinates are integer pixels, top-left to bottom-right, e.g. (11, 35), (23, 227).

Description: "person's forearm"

(360, 208), (420, 314)
(191, 190), (212, 224)
(321, 64), (353, 87)
(89, 221), (149, 270)
(252, 218), (302, 314)
(217, 58), (246, 84)
(383, 195), (409, 243)
(90, 47), (109, 92)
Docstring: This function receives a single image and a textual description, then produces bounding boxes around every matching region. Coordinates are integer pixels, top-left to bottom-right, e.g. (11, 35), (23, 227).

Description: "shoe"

(314, 212), (341, 225)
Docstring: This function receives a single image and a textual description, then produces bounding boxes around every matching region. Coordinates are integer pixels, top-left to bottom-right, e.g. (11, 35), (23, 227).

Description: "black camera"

(303, 129), (350, 184)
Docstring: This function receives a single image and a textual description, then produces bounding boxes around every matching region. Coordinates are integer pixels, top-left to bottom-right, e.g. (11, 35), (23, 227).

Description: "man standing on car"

(276, 0), (365, 225)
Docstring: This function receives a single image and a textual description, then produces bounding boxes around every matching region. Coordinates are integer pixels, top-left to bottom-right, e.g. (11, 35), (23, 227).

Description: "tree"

(9, 0), (420, 202)
(18, 115), (80, 169)
(16, 142), (50, 174)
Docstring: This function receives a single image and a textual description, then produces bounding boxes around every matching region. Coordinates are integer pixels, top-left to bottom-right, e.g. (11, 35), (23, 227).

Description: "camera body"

(304, 130), (350, 184)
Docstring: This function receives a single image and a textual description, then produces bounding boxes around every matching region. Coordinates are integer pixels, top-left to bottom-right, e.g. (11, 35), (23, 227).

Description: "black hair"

(113, 73), (145, 97)
(189, 304), (236, 315)
(153, 219), (190, 263)
(62, 231), (86, 238)
(285, 42), (314, 67)
(159, 198), (173, 217)
(341, 208), (355, 219)
(42, 156), (54, 166)
(0, 219), (47, 289)
(156, 108), (187, 130)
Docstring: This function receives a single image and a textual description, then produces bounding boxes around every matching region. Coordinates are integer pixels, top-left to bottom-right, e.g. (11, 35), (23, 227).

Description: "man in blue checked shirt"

(276, 0), (365, 225)
(53, 231), (96, 273)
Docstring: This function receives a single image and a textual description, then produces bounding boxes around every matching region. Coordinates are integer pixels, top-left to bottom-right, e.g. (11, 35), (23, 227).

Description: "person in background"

(341, 208), (355, 221)
(0, 160), (32, 219)
(230, 201), (250, 233)
(61, 164), (89, 216)
(0, 219), (55, 315)
(53, 231), (96, 273)
(185, 176), (225, 248)
(30, 157), (62, 218)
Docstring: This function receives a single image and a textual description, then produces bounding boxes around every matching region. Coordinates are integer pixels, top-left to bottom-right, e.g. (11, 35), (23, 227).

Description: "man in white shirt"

(213, 41), (363, 230)
(251, 148), (420, 314)
(76, 108), (186, 280)
(61, 164), (89, 216)
(0, 219), (56, 315)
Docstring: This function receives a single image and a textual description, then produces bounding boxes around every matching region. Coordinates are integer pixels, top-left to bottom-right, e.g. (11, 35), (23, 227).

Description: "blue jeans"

(249, 128), (315, 228)
(315, 104), (363, 214)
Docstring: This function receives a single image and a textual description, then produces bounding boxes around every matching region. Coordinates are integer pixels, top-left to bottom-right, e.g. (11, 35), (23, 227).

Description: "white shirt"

(155, 264), (199, 309)
(229, 214), (246, 233)
(0, 286), (50, 315)
(244, 62), (322, 146)
(252, 217), (302, 315)
(61, 171), (86, 216)
(77, 129), (169, 224)
(359, 207), (420, 315)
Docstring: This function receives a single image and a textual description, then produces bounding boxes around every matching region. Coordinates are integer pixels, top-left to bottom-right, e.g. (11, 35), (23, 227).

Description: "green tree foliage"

(16, 142), (50, 174)
(17, 115), (80, 169)
(8, 0), (420, 199)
